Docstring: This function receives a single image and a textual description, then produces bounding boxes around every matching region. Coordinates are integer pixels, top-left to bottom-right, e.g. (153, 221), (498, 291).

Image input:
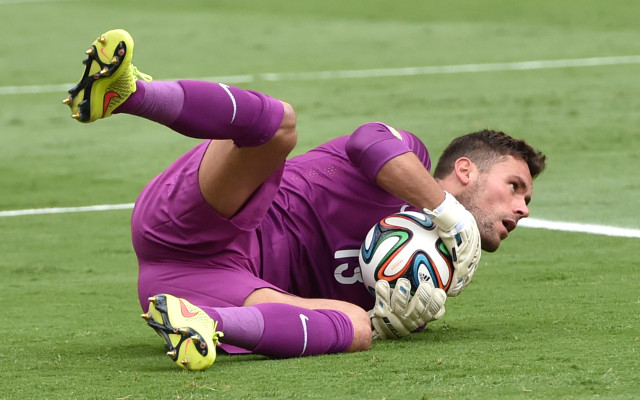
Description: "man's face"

(457, 156), (533, 252)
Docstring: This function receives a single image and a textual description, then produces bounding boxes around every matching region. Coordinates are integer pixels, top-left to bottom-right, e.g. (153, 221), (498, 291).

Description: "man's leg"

(142, 290), (367, 370)
(68, 30), (368, 370)
(119, 79), (297, 218)
(196, 98), (296, 218)
(244, 288), (372, 353)
(200, 302), (357, 358)
(64, 29), (296, 219)
(140, 267), (371, 368)
(125, 80), (367, 363)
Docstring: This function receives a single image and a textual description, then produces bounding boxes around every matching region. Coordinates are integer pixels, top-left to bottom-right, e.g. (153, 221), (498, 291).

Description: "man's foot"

(62, 29), (152, 123)
(141, 294), (223, 371)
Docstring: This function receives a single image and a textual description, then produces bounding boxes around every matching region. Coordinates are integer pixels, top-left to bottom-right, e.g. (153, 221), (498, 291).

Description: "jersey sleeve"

(344, 122), (431, 182)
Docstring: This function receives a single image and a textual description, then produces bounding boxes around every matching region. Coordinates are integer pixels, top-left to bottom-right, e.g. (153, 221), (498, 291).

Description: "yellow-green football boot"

(142, 294), (224, 371)
(63, 29), (152, 123)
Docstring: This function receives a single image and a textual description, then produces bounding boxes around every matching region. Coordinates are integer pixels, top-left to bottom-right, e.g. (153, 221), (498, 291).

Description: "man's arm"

(375, 151), (446, 210)
(375, 149), (482, 298)
(344, 121), (446, 210)
(345, 122), (481, 297)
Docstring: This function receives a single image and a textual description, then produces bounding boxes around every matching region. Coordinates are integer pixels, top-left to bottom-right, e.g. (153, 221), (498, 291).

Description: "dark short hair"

(433, 129), (546, 179)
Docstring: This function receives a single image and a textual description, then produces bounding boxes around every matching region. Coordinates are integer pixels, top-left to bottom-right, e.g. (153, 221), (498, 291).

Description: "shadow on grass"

(107, 340), (269, 372)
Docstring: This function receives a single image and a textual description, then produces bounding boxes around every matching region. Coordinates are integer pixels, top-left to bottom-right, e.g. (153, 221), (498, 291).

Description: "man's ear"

(453, 157), (477, 185)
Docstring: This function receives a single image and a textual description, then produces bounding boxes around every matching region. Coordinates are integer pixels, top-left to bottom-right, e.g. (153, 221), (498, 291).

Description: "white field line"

(2, 52), (639, 239)
(0, 203), (135, 217)
(0, 203), (638, 238)
(3, 55), (640, 96)
(517, 218), (640, 239)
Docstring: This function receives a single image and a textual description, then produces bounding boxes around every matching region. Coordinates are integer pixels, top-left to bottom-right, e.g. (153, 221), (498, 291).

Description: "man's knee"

(273, 101), (297, 154)
(348, 306), (373, 352)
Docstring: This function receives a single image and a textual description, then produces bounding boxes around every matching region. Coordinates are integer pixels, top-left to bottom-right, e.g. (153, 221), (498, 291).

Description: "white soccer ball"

(359, 211), (454, 296)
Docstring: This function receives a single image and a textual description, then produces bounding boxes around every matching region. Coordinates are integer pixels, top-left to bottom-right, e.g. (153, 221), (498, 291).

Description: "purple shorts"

(131, 141), (285, 312)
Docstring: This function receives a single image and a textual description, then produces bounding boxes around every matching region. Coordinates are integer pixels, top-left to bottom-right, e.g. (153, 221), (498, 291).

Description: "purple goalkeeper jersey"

(258, 125), (431, 310)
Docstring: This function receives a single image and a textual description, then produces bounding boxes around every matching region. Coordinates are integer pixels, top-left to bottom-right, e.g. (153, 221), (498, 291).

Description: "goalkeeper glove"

(370, 278), (447, 340)
(423, 191), (482, 297)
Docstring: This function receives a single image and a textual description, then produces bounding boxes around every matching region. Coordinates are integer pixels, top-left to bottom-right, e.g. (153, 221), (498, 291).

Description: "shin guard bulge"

(250, 303), (354, 358)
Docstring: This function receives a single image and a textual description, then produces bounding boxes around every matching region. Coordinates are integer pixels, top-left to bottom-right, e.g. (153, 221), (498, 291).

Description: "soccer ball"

(359, 211), (454, 296)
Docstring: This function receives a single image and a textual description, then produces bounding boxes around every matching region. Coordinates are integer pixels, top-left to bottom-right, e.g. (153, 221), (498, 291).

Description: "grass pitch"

(1, 0), (639, 399)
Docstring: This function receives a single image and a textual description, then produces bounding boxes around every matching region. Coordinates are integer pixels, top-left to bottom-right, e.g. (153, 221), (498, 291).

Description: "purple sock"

(198, 305), (265, 350)
(199, 304), (354, 358)
(115, 80), (183, 126)
(251, 304), (354, 358)
(115, 80), (284, 147)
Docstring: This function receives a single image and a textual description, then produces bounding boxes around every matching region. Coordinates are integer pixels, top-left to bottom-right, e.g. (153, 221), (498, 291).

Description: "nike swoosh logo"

(100, 47), (110, 60)
(218, 83), (237, 124)
(103, 91), (120, 116)
(179, 299), (199, 318)
(299, 314), (309, 356)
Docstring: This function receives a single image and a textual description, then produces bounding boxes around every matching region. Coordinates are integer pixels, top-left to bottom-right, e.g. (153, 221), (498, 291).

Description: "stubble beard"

(455, 181), (501, 252)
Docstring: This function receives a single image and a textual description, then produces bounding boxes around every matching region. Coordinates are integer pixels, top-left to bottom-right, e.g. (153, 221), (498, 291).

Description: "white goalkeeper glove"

(423, 191), (482, 297)
(370, 278), (447, 340)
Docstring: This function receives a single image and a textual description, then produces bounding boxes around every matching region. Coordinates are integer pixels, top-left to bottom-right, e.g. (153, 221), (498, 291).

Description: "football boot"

(63, 29), (152, 123)
(141, 294), (224, 371)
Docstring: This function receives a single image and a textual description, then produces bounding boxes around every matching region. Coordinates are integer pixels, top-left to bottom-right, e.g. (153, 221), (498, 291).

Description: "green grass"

(1, 0), (639, 399)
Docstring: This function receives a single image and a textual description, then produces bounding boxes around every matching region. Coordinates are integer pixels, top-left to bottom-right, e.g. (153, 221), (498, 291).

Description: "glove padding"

(370, 278), (447, 340)
(423, 192), (482, 297)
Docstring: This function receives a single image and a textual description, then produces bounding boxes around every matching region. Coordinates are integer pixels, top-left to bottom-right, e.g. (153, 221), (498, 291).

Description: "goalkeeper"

(63, 29), (546, 370)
